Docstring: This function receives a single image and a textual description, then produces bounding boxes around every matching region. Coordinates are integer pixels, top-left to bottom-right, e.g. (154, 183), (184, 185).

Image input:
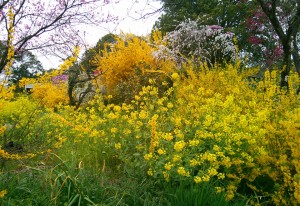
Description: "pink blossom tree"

(256, 0), (300, 88)
(154, 19), (236, 68)
(243, 5), (283, 71)
(0, 0), (119, 73)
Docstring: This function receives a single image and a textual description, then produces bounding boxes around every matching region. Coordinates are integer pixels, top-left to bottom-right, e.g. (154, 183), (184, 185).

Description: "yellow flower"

(213, 145), (220, 151)
(111, 127), (118, 133)
(189, 140), (200, 147)
(163, 171), (170, 181)
(150, 89), (158, 96)
(215, 187), (224, 193)
(202, 175), (210, 182)
(174, 140), (186, 152)
(0, 189), (7, 198)
(147, 168), (153, 176)
(167, 102), (173, 108)
(176, 132), (184, 139)
(139, 110), (148, 119)
(217, 173), (225, 180)
(171, 73), (180, 80)
(123, 129), (132, 135)
(164, 162), (174, 171)
(114, 143), (121, 150)
(144, 153), (153, 161)
(113, 105), (121, 112)
(173, 117), (182, 127)
(162, 81), (168, 86)
(207, 168), (218, 176)
(107, 112), (118, 119)
(194, 176), (202, 184)
(172, 154), (181, 162)
(177, 167), (189, 176)
(162, 133), (173, 141)
(190, 159), (199, 167)
(204, 115), (213, 127)
(148, 78), (154, 84)
(157, 149), (166, 155)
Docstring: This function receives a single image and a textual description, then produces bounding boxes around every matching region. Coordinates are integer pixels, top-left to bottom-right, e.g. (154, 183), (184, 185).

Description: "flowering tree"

(241, 4), (283, 71)
(0, 0), (118, 74)
(257, 0), (300, 87)
(154, 19), (236, 67)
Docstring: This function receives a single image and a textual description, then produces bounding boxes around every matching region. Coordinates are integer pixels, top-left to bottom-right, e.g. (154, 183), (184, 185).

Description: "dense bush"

(92, 33), (175, 103)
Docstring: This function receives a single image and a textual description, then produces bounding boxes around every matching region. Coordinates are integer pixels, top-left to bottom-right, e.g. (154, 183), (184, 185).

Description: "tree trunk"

(280, 42), (292, 88)
(0, 50), (8, 74)
(292, 35), (300, 76)
(68, 67), (80, 106)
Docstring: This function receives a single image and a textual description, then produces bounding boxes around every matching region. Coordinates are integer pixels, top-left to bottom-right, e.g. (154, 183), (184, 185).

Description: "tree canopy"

(155, 0), (300, 85)
(9, 51), (43, 89)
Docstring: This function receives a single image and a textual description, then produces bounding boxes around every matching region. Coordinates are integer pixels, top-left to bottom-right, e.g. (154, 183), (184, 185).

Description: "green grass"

(0, 152), (249, 205)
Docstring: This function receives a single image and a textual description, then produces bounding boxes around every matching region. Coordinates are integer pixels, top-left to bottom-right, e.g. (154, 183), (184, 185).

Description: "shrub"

(93, 33), (175, 103)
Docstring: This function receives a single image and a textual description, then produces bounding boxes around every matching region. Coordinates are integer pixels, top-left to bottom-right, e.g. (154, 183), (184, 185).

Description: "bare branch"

(0, 0), (119, 73)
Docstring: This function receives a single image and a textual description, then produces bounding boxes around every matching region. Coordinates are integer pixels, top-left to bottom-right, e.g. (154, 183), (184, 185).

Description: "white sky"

(37, 0), (163, 70)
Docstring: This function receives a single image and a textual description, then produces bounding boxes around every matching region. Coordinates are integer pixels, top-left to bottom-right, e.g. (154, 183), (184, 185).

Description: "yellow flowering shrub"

(0, 85), (15, 101)
(31, 82), (68, 108)
(0, 96), (73, 159)
(92, 33), (175, 103)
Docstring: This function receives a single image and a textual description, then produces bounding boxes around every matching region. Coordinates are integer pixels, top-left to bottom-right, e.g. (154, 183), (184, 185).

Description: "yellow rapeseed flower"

(114, 143), (122, 150)
(0, 189), (7, 198)
(174, 140), (186, 152)
(157, 149), (166, 155)
(164, 162), (174, 171)
(162, 133), (173, 141)
(177, 167), (190, 177)
(172, 154), (181, 162)
(147, 168), (153, 176)
(163, 171), (170, 181)
(111, 127), (118, 133)
(194, 176), (202, 184)
(144, 153), (153, 161)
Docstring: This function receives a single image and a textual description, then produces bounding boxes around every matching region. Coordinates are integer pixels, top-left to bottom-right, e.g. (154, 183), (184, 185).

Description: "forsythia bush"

(93, 33), (175, 102)
(0, 85), (15, 101)
(31, 82), (68, 108)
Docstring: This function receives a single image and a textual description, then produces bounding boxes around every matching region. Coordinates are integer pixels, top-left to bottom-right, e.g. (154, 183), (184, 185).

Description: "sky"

(37, 0), (163, 70)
